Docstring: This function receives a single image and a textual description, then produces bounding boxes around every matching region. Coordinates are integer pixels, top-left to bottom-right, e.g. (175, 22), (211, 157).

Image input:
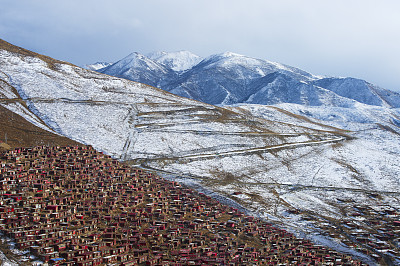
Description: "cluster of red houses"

(313, 202), (400, 263)
(0, 146), (365, 265)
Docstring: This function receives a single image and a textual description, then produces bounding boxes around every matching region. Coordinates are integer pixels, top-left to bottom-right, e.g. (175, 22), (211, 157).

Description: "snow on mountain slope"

(244, 72), (358, 107)
(98, 52), (175, 88)
(98, 50), (400, 109)
(313, 77), (400, 108)
(165, 52), (400, 107)
(0, 40), (339, 160)
(1, 39), (399, 264)
(196, 52), (317, 81)
(229, 103), (400, 262)
(147, 50), (202, 72)
(164, 52), (322, 105)
(84, 61), (113, 71)
(0, 69), (55, 133)
(150, 101), (400, 264)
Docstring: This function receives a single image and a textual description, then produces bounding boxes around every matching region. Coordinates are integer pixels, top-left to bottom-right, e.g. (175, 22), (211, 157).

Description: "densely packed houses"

(0, 146), (365, 265)
(310, 203), (400, 264)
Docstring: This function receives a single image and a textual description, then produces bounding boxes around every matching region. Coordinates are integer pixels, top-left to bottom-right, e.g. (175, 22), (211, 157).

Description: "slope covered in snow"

(0, 39), (341, 162)
(1, 39), (400, 264)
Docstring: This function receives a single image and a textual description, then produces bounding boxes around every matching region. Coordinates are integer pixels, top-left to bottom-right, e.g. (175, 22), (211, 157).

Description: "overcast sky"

(1, 0), (399, 91)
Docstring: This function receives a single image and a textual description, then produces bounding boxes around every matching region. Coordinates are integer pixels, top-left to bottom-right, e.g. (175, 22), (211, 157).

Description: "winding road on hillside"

(136, 136), (347, 163)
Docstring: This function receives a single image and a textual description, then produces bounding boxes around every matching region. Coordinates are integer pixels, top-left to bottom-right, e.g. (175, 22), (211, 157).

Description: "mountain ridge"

(93, 50), (400, 108)
(146, 50), (202, 72)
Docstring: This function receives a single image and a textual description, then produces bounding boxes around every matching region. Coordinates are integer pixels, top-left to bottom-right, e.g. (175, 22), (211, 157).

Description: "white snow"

(83, 62), (113, 71)
(147, 51), (202, 72)
(1, 47), (399, 264)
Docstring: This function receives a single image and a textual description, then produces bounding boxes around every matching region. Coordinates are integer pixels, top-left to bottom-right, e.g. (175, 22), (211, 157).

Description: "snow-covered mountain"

(84, 61), (113, 71)
(166, 52), (321, 105)
(1, 39), (400, 264)
(146, 50), (202, 72)
(97, 52), (176, 88)
(97, 51), (400, 108)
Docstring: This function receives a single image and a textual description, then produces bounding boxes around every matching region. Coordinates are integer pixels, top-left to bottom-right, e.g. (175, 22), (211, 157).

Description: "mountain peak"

(108, 52), (159, 69)
(147, 50), (202, 71)
(147, 50), (197, 58)
(124, 52), (146, 60)
(97, 51), (173, 87)
(94, 48), (400, 108)
(84, 61), (113, 71)
(220, 51), (244, 58)
(204, 52), (246, 62)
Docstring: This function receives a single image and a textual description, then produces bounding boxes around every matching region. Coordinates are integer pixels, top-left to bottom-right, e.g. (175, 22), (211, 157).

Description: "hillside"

(1, 39), (400, 264)
(0, 146), (367, 265)
(0, 59), (81, 150)
(0, 105), (80, 150)
(0, 39), (342, 160)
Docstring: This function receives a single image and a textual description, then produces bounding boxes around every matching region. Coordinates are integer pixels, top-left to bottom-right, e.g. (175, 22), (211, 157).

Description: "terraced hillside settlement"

(0, 146), (365, 265)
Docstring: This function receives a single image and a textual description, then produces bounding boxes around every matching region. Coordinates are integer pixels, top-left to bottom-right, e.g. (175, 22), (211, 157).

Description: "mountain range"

(1, 39), (400, 264)
(92, 51), (400, 108)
